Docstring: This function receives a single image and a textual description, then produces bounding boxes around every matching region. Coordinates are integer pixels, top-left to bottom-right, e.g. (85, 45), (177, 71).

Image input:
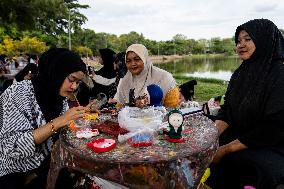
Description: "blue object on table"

(147, 84), (163, 107)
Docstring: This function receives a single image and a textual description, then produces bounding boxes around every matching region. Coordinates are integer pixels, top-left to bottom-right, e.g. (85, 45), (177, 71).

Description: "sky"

(78, 0), (284, 41)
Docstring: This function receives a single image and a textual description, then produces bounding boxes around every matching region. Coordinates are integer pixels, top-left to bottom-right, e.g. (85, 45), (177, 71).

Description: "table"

(47, 113), (218, 189)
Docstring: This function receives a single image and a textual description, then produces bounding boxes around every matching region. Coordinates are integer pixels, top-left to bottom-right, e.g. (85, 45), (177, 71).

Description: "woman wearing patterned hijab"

(207, 19), (284, 189)
(0, 48), (89, 188)
(114, 44), (176, 105)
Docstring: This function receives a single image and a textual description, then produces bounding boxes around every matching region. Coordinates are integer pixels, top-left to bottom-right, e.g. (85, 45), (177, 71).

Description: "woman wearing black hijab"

(77, 48), (117, 105)
(0, 48), (89, 188)
(92, 48), (117, 98)
(207, 19), (284, 189)
(14, 63), (38, 82)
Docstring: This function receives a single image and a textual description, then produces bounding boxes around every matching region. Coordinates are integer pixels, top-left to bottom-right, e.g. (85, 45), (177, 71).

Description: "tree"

(16, 36), (48, 55)
(222, 38), (235, 55)
(0, 36), (18, 57)
(192, 40), (206, 54)
(0, 36), (48, 57)
(172, 34), (189, 55)
(74, 46), (93, 57)
(172, 34), (187, 41)
(118, 32), (145, 49)
(0, 0), (89, 35)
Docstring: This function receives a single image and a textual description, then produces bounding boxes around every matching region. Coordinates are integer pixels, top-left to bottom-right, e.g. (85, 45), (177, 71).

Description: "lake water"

(157, 56), (242, 81)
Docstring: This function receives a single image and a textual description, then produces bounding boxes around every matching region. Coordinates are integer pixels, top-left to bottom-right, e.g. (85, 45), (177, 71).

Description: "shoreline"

(84, 55), (189, 67)
(150, 55), (189, 64)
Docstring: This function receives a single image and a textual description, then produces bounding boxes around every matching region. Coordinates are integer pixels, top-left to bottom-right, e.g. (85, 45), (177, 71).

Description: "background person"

(14, 63), (38, 82)
(76, 48), (117, 106)
(207, 19), (284, 189)
(92, 48), (117, 99)
(114, 44), (176, 106)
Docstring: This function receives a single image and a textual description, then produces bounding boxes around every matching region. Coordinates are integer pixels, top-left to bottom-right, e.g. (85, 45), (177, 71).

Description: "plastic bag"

(118, 127), (155, 143)
(118, 106), (166, 132)
(117, 107), (166, 143)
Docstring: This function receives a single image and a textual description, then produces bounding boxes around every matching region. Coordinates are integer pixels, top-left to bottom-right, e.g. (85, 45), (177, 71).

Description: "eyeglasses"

(66, 75), (83, 85)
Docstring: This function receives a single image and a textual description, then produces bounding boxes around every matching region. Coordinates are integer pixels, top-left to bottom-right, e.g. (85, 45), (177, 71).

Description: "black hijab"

(32, 48), (86, 122)
(15, 63), (38, 82)
(179, 79), (197, 101)
(95, 48), (116, 79)
(225, 19), (284, 134)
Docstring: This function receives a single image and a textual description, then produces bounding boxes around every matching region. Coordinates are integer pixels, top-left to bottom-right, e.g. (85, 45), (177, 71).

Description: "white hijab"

(114, 44), (176, 104)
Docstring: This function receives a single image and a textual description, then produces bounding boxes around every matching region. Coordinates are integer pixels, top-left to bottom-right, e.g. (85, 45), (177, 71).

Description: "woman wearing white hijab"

(114, 44), (176, 105)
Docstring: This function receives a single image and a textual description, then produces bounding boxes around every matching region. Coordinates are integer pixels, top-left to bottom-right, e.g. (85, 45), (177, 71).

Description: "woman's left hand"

(212, 139), (247, 164)
(212, 145), (230, 164)
(135, 93), (149, 108)
(86, 100), (99, 113)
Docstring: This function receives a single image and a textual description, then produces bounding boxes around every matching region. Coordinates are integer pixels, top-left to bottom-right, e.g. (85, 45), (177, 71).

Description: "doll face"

(169, 112), (183, 128)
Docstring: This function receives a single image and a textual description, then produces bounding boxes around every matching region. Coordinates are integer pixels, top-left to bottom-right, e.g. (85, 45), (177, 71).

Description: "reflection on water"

(185, 71), (233, 81)
(157, 56), (241, 81)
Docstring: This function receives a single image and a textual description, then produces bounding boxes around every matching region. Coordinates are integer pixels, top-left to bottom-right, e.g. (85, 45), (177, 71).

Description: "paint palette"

(87, 138), (116, 153)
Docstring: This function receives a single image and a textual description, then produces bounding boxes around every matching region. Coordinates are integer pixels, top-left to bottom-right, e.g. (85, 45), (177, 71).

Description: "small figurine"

(166, 109), (185, 142)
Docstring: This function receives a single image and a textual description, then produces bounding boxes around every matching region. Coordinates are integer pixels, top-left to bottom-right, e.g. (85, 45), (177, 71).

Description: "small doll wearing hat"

(166, 109), (185, 142)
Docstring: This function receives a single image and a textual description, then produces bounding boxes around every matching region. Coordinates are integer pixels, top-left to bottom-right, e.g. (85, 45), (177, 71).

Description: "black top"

(96, 48), (116, 79)
(217, 19), (284, 148)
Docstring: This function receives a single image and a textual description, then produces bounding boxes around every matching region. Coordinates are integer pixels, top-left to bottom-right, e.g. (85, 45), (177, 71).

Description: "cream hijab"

(114, 44), (176, 104)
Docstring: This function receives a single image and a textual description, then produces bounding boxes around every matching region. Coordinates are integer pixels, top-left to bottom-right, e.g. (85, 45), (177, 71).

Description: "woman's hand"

(108, 98), (117, 104)
(135, 93), (149, 108)
(86, 99), (99, 113)
(212, 144), (230, 164)
(54, 106), (87, 129)
(215, 120), (229, 136)
(33, 106), (87, 144)
(212, 139), (247, 164)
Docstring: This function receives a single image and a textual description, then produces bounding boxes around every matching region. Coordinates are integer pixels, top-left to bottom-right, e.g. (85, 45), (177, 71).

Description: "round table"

(47, 112), (218, 189)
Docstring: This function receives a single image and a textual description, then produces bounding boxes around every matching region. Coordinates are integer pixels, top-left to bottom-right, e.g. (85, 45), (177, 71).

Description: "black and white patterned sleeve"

(0, 84), (36, 159)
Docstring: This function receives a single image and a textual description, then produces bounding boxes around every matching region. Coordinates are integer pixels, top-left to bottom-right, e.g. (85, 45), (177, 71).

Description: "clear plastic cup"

(89, 93), (108, 111)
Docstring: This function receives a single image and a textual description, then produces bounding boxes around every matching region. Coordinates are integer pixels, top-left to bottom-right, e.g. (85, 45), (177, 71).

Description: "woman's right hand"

(108, 98), (117, 104)
(55, 106), (87, 129)
(33, 106), (88, 145)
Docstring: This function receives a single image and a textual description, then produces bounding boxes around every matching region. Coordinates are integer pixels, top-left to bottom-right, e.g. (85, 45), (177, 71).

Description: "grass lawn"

(173, 75), (228, 102)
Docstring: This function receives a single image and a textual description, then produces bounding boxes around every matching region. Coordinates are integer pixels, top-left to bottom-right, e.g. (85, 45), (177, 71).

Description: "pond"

(156, 56), (242, 81)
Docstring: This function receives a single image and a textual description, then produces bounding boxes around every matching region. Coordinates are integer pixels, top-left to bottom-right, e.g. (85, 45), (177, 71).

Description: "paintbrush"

(72, 93), (80, 106)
